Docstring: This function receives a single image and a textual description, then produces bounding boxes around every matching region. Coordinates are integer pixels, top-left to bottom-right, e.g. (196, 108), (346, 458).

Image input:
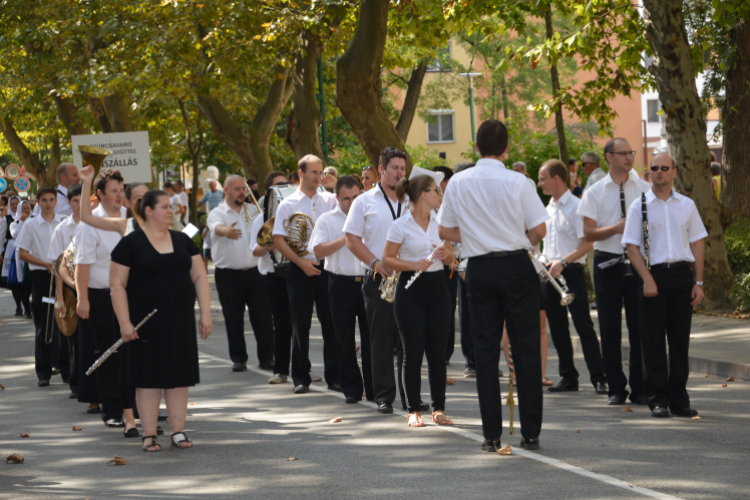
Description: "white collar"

(602, 169), (640, 187)
(551, 190), (573, 207)
(645, 188), (677, 203)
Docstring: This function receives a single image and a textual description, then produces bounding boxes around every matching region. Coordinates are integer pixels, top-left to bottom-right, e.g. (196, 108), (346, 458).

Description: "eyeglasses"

(581, 162), (596, 167)
(650, 165), (674, 172)
(611, 151), (637, 157)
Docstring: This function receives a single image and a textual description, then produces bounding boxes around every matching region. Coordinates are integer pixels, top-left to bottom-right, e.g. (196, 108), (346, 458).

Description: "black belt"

(473, 250), (527, 259)
(565, 263), (584, 269)
(216, 267), (254, 272)
(594, 250), (621, 259)
(650, 261), (692, 270)
(330, 273), (363, 282)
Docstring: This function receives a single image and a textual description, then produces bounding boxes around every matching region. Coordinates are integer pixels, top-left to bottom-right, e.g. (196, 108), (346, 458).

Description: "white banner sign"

(71, 131), (151, 183)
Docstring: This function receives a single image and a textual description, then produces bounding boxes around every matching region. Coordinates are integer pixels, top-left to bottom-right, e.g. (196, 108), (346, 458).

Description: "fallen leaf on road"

(287, 457), (298, 461)
(446, 377), (456, 386)
(705, 374), (710, 378)
(0, 383), (5, 390)
(624, 405), (633, 412)
(722, 384), (728, 387)
(497, 444), (512, 456)
(107, 454), (127, 466)
(576, 429), (581, 433)
(726, 377), (735, 382)
(329, 417), (342, 424)
(72, 426), (82, 431)
(699, 322), (707, 326)
(692, 416), (703, 420)
(355, 346), (360, 352)
(19, 433), (29, 438)
(4, 454), (24, 464)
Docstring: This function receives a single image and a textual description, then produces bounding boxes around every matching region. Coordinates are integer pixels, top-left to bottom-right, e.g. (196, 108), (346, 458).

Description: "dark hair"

(568, 158), (577, 166)
(454, 162), (475, 174)
(710, 162), (721, 176)
(379, 147), (407, 169)
(67, 184), (82, 201)
(395, 175), (435, 204)
(541, 160), (569, 185)
(432, 166), (453, 181)
(125, 182), (146, 202)
(298, 154), (323, 173)
(133, 189), (169, 225)
(290, 171), (300, 183)
(603, 138), (628, 164)
(264, 170), (287, 190)
(335, 175), (360, 195)
(36, 186), (57, 200)
(94, 168), (124, 199)
(349, 173), (363, 188)
(174, 180), (184, 187)
(476, 120), (508, 157)
(163, 182), (174, 191)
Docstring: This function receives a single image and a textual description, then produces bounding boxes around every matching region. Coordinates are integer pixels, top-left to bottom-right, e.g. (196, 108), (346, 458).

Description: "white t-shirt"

(309, 205), (364, 276)
(542, 190), (586, 264)
(46, 216), (79, 262)
(386, 209), (443, 273)
(272, 189), (337, 262)
(16, 213), (66, 270)
(206, 201), (260, 269)
(74, 205), (126, 289)
(178, 191), (188, 222)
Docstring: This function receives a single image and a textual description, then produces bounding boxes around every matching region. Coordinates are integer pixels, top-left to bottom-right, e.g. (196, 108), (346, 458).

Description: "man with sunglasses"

(578, 138), (650, 407)
(622, 153), (706, 418)
(581, 152), (606, 193)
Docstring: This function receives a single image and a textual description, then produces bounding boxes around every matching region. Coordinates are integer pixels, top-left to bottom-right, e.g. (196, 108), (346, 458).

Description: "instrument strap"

(378, 182), (401, 221)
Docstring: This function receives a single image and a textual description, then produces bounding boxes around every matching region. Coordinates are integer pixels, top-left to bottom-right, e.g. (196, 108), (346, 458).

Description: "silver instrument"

(378, 268), (400, 303)
(85, 309), (158, 376)
(405, 240), (446, 289)
(531, 252), (575, 306)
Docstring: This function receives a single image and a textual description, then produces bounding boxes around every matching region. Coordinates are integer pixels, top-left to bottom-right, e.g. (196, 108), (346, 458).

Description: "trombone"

(529, 252), (575, 306)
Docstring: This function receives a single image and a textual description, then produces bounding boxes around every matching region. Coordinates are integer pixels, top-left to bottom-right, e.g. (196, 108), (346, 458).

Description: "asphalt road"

(1, 275), (749, 500)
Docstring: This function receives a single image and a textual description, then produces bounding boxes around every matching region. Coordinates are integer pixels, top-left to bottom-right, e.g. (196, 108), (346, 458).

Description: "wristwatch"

(695, 281), (704, 287)
(561, 259), (569, 268)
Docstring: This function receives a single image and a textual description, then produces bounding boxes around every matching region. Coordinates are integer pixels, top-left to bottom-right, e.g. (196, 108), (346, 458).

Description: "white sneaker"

(310, 372), (323, 382)
(268, 374), (288, 384)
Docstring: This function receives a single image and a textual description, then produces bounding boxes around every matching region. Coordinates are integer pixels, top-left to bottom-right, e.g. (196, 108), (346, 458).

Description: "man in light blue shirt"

(199, 180), (223, 213)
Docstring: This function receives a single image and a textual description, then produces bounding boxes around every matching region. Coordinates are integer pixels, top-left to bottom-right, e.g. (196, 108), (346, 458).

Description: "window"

(426, 43), (452, 72)
(647, 99), (661, 123)
(427, 111), (454, 143)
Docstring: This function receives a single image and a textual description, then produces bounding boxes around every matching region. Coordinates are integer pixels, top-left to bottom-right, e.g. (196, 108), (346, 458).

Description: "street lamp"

(459, 72), (482, 145)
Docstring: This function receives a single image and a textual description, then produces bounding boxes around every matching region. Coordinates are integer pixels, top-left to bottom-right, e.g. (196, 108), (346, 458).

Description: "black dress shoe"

(670, 407), (698, 418)
(377, 402), (393, 414)
(594, 381), (608, 395)
(630, 394), (647, 405)
(419, 401), (430, 412)
(69, 392), (79, 399)
(14, 309), (23, 317)
(37, 379), (50, 387)
(51, 368), (61, 375)
(345, 396), (361, 404)
(293, 385), (309, 394)
(124, 427), (140, 438)
(24, 312), (33, 319)
(651, 406), (670, 418)
(232, 362), (247, 372)
(87, 406), (101, 415)
(105, 419), (125, 428)
(258, 360), (275, 371)
(520, 437), (540, 450)
(158, 413), (168, 421)
(607, 394), (626, 405)
(328, 383), (343, 392)
(547, 379), (579, 392)
(481, 438), (502, 452)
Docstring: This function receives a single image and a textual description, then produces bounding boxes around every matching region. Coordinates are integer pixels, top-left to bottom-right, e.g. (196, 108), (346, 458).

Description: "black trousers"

(286, 263), (340, 387)
(86, 288), (135, 422)
(77, 317), (100, 405)
(266, 273), (293, 376)
(31, 270), (55, 381)
(443, 266), (459, 361)
(215, 267), (275, 365)
(458, 276), (475, 369)
(65, 330), (78, 392)
(546, 265), (606, 386)
(11, 279), (32, 313)
(362, 273), (405, 406)
(639, 266), (693, 410)
(394, 271), (450, 413)
(594, 251), (644, 399)
(329, 275), (373, 400)
(466, 253), (543, 441)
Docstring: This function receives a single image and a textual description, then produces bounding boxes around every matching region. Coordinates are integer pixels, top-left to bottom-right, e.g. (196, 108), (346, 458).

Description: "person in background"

(199, 180), (223, 213)
(581, 152), (606, 193)
(290, 171), (300, 186)
(643, 169), (652, 184)
(163, 183), (185, 230)
(32, 163), (80, 217)
(174, 180), (189, 225)
(7, 199), (32, 318)
(512, 162), (537, 192)
(1, 195), (20, 293)
(569, 158), (583, 198)
(201, 224), (212, 272)
(362, 166), (379, 191)
(710, 162), (721, 202)
(322, 166), (338, 193)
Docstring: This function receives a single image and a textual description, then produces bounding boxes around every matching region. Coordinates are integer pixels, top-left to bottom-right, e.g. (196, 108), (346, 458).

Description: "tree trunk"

(545, 9), (568, 165)
(52, 94), (88, 137)
(102, 94), (134, 132)
(336, 0), (412, 172)
(0, 116), (55, 186)
(195, 93), (256, 171)
(722, 17), (750, 217)
(88, 97), (113, 133)
(395, 61), (428, 142)
(643, 0), (735, 309)
(178, 100), (204, 225)
(288, 30), (326, 163)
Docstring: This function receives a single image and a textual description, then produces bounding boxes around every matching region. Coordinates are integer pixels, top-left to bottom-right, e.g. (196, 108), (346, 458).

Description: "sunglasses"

(650, 165), (674, 172)
(611, 151), (637, 157)
(362, 166), (374, 172)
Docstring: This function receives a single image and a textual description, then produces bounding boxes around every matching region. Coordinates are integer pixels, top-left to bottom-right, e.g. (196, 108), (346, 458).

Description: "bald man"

(33, 163), (80, 217)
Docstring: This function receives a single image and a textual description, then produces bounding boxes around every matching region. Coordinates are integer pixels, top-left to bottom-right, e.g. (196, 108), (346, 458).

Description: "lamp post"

(459, 72), (482, 145)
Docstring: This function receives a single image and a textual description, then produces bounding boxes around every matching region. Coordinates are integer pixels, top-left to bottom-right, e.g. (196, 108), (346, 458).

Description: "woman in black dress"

(110, 190), (213, 452)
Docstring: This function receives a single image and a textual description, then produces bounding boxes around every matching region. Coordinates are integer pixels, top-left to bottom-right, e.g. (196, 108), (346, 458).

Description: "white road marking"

(199, 351), (683, 500)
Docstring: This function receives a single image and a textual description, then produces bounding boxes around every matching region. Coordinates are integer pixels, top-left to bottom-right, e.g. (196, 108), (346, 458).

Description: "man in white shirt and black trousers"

(623, 153), (707, 418)
(273, 155), (341, 394)
(207, 175), (275, 373)
(17, 187), (66, 387)
(438, 120), (549, 452)
(578, 138), (651, 406)
(310, 175), (373, 404)
(537, 161), (607, 395)
(31, 163), (80, 218)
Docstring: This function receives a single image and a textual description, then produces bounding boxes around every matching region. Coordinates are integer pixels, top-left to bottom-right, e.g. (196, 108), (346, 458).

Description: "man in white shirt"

(273, 155), (340, 394)
(578, 138), (651, 407)
(163, 182), (185, 229)
(75, 168), (135, 429)
(512, 161), (538, 192)
(17, 186), (66, 386)
(438, 120), (548, 453)
(344, 147), (412, 415)
(32, 163), (80, 217)
(623, 153), (707, 419)
(207, 175), (275, 373)
(174, 180), (189, 225)
(537, 161), (607, 395)
(581, 152), (606, 193)
(310, 176), (372, 404)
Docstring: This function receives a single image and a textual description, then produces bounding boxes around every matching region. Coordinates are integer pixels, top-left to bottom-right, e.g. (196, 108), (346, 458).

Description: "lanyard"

(378, 182), (401, 221)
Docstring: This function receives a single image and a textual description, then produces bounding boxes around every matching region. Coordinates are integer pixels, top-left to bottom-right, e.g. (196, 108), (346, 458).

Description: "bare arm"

(382, 240), (434, 273)
(627, 243), (657, 298)
(80, 166), (127, 236)
(345, 233), (390, 279)
(314, 236), (346, 260)
(526, 222), (547, 247)
(689, 239), (705, 306)
(274, 234), (320, 276)
(548, 240), (594, 278)
(109, 262), (136, 342)
(19, 249), (53, 273)
(189, 253), (213, 339)
(75, 264), (91, 319)
(438, 225), (461, 243)
(583, 216), (626, 242)
(215, 223), (241, 239)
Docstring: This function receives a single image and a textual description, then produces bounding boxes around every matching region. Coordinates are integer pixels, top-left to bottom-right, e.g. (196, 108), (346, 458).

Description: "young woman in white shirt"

(382, 174), (455, 428)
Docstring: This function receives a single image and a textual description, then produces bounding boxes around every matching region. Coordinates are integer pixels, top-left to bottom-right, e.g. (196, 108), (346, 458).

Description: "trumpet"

(530, 252), (575, 306)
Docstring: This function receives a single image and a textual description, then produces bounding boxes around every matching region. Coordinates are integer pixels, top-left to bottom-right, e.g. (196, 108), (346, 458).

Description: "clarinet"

(641, 193), (650, 269)
(620, 182), (633, 276)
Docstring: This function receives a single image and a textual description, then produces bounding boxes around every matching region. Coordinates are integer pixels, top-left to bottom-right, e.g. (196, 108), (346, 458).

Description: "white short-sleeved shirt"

(170, 194), (182, 212)
(343, 183), (405, 270)
(273, 189), (337, 262)
(47, 216), (79, 262)
(436, 158), (549, 258)
(74, 205), (125, 289)
(622, 189), (708, 265)
(577, 169), (650, 254)
(32, 185), (71, 217)
(178, 191), (188, 222)
(310, 205), (364, 276)
(250, 212), (274, 275)
(542, 190), (586, 263)
(583, 168), (606, 193)
(16, 213), (67, 270)
(386, 210), (443, 273)
(206, 201), (260, 270)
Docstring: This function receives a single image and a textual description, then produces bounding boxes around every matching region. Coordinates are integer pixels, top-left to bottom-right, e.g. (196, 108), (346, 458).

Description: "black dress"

(111, 230), (201, 389)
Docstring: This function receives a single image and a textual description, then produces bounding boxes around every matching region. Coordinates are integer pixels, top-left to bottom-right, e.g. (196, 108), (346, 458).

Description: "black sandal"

(171, 431), (193, 449)
(124, 427), (139, 438)
(142, 435), (161, 452)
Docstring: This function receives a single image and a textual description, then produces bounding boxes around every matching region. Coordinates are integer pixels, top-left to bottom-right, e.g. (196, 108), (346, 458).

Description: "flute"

(405, 240), (446, 289)
(85, 309), (158, 376)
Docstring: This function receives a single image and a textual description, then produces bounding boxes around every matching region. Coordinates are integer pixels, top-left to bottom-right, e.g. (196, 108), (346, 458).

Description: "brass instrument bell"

(77, 145), (113, 176)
